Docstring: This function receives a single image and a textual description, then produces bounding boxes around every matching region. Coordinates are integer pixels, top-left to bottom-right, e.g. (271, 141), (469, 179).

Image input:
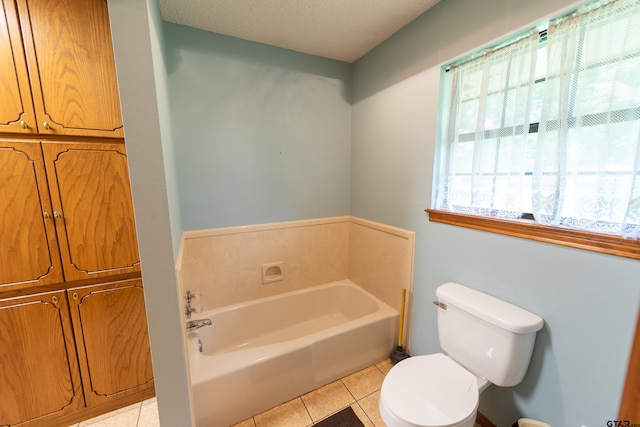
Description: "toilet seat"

(380, 353), (479, 427)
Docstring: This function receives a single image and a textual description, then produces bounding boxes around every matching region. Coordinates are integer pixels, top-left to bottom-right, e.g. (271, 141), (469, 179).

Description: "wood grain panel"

(427, 209), (640, 260)
(68, 280), (154, 406)
(42, 142), (140, 281)
(0, 291), (83, 426)
(619, 309), (640, 422)
(0, 141), (63, 291)
(16, 0), (123, 137)
(0, 0), (36, 133)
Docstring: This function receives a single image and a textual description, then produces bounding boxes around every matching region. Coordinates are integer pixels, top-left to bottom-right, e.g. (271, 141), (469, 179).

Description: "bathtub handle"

(184, 290), (202, 303)
(185, 290), (203, 319)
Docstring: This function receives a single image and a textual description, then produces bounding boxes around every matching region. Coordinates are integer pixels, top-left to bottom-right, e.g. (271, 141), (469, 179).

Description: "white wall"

(351, 0), (640, 426)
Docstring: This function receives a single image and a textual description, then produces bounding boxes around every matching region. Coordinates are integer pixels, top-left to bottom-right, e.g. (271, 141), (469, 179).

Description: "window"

(431, 0), (640, 258)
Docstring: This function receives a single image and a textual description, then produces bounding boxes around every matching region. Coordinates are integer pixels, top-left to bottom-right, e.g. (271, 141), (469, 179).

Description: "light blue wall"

(351, 0), (640, 426)
(163, 23), (352, 230)
(134, 0), (640, 425)
(108, 0), (193, 425)
(145, 1), (183, 259)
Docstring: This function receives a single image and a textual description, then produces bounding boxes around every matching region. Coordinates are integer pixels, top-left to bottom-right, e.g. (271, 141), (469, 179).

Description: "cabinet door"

(0, 290), (84, 426)
(0, 141), (63, 291)
(0, 0), (37, 133)
(68, 279), (154, 407)
(16, 0), (124, 138)
(42, 142), (140, 281)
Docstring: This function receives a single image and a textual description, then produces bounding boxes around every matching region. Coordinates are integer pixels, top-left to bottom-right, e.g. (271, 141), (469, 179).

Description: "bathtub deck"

(66, 358), (484, 427)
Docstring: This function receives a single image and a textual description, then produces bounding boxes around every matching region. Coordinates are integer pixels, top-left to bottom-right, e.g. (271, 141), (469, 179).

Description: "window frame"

(426, 209), (640, 260)
(429, 2), (640, 260)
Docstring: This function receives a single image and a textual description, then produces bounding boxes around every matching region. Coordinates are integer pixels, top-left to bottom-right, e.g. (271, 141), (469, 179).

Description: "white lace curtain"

(436, 0), (640, 239)
(437, 32), (539, 219)
(533, 0), (640, 238)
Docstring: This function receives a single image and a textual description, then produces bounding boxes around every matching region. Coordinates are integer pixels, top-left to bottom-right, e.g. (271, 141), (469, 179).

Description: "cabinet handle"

(43, 121), (50, 130)
(43, 211), (51, 219)
(53, 211), (63, 219)
(20, 120), (28, 129)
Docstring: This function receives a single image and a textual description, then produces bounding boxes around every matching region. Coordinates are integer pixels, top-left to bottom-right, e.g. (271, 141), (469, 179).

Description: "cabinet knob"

(53, 211), (63, 219)
(43, 121), (50, 130)
(52, 296), (59, 304)
(20, 120), (28, 129)
(43, 211), (51, 219)
(73, 292), (79, 300)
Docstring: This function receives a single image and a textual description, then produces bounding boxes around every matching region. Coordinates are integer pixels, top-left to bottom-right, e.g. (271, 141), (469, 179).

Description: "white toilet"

(380, 282), (544, 427)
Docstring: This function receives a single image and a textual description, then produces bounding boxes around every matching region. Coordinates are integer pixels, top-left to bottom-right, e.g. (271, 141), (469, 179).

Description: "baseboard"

(476, 411), (498, 427)
(47, 387), (156, 427)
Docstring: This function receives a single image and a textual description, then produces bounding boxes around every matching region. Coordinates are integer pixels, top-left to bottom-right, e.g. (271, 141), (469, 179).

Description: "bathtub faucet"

(184, 290), (202, 319)
(186, 318), (212, 332)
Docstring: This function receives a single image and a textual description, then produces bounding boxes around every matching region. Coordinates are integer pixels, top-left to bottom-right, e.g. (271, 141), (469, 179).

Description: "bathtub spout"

(186, 319), (212, 332)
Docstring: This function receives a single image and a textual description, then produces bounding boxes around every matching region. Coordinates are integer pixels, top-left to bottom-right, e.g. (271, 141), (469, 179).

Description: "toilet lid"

(381, 353), (479, 426)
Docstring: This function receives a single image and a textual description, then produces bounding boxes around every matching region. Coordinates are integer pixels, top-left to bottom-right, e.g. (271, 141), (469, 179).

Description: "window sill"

(426, 209), (640, 261)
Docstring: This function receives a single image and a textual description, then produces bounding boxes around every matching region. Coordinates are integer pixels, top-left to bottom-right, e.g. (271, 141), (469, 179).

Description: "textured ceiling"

(159, 0), (441, 63)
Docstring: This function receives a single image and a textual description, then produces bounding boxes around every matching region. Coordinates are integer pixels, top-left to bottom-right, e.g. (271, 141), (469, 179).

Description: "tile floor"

(232, 358), (394, 427)
(69, 358), (483, 427)
(66, 397), (159, 427)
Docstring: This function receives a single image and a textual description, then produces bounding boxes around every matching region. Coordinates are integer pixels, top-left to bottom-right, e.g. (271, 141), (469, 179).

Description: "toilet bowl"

(380, 354), (483, 427)
(379, 283), (544, 427)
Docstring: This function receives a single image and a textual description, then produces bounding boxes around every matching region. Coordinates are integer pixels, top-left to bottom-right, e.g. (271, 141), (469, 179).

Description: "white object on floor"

(379, 282), (543, 427)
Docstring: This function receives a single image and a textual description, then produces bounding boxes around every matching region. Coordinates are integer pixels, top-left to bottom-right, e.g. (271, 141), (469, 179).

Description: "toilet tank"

(435, 283), (543, 387)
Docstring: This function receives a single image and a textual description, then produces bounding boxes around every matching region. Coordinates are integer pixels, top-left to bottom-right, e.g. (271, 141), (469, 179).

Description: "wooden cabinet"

(0, 0), (37, 134)
(0, 141), (64, 290)
(0, 140), (149, 424)
(0, 290), (84, 427)
(0, 140), (140, 292)
(0, 283), (154, 427)
(68, 279), (154, 407)
(0, 0), (124, 138)
(0, 1), (154, 425)
(42, 142), (140, 281)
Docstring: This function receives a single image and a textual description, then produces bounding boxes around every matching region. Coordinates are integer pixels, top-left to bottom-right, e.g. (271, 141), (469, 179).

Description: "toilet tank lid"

(437, 282), (544, 334)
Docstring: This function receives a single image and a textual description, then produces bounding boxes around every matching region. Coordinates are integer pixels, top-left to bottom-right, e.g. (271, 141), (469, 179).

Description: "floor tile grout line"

(357, 388), (381, 401)
(76, 402), (139, 427)
(340, 376), (380, 427)
(135, 401), (143, 427)
(354, 386), (381, 426)
(340, 378), (358, 406)
(312, 365), (386, 426)
(299, 396), (315, 425)
(355, 400), (376, 426)
(304, 378), (359, 426)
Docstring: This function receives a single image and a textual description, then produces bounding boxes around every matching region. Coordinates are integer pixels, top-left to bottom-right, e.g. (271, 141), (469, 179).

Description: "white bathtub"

(187, 280), (398, 426)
